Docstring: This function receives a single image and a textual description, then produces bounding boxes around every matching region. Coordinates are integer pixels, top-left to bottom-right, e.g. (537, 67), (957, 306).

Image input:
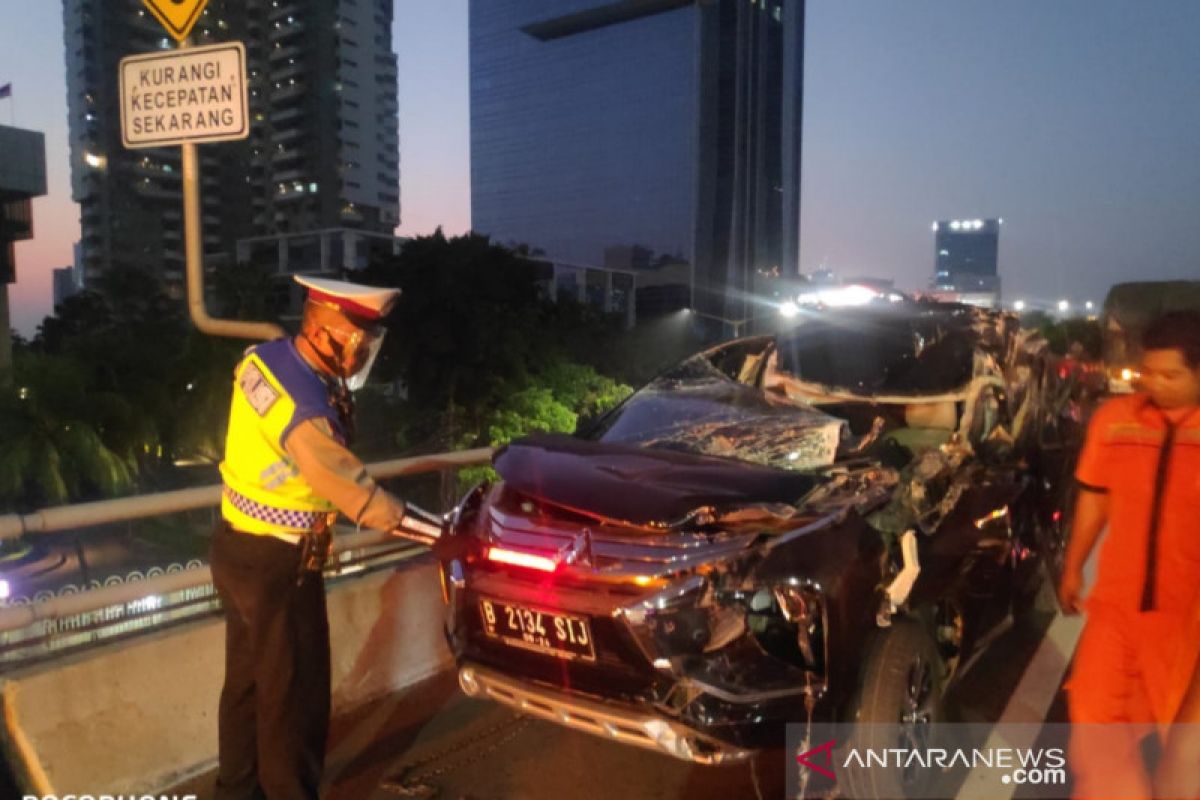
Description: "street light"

(1013, 300), (1026, 312)
(1085, 301), (1095, 311)
(1057, 300), (1070, 313)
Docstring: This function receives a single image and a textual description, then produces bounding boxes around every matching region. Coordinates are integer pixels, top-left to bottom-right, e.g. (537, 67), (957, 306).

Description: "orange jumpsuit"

(1067, 394), (1200, 799)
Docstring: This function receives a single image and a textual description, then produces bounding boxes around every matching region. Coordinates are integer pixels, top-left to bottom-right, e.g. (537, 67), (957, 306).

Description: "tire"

(841, 619), (947, 800)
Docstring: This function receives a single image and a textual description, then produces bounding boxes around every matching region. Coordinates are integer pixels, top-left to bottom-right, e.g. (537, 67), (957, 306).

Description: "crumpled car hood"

(493, 433), (819, 528)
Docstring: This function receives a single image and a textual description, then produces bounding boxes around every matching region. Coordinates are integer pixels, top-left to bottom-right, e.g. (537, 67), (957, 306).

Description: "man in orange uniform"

(1058, 310), (1200, 798)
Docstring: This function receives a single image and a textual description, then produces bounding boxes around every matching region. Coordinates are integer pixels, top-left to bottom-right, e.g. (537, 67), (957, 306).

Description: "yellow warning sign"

(141, 0), (210, 43)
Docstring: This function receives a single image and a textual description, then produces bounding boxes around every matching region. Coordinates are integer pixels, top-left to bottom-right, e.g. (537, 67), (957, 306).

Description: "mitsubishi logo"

(559, 529), (595, 568)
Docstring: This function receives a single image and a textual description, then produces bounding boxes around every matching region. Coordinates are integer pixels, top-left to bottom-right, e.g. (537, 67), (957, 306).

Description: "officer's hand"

(391, 504), (444, 545)
(1057, 568), (1084, 615)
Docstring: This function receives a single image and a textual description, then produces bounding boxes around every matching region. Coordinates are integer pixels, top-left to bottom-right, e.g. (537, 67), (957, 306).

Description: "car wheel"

(842, 619), (946, 799)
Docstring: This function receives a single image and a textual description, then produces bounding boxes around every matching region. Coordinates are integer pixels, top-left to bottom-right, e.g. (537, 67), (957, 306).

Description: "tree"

(359, 231), (577, 442)
(458, 359), (632, 489)
(354, 232), (641, 475)
(0, 350), (134, 510)
(211, 258), (288, 322)
(27, 265), (246, 484)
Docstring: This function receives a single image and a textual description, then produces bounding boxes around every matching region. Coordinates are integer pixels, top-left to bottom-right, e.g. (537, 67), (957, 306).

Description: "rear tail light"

(486, 546), (558, 573)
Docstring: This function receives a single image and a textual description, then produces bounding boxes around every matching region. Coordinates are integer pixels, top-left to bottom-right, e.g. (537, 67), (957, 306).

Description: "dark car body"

(436, 301), (1080, 769)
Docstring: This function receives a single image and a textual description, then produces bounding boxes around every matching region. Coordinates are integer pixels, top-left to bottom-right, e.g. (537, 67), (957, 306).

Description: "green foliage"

(0, 351), (135, 510)
(5, 231), (652, 512)
(211, 259), (287, 321)
(357, 230), (636, 457)
(169, 330), (245, 463)
(2, 264), (253, 510)
(457, 361), (632, 491)
(485, 385), (576, 445)
(359, 231), (547, 412)
(537, 360), (632, 423)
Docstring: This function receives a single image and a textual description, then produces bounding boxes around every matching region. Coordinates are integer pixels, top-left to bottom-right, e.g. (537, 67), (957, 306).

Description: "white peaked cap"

(294, 275), (401, 321)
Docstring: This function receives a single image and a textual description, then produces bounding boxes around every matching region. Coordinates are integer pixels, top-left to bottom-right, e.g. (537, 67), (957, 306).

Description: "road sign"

(142, 0), (209, 43)
(119, 42), (248, 149)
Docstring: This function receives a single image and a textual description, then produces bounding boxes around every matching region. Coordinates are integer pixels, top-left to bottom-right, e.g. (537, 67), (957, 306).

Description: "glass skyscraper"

(470, 0), (804, 322)
(932, 218), (1001, 299)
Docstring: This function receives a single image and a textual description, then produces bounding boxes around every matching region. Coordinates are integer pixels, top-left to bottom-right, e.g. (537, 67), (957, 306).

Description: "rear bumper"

(457, 661), (753, 765)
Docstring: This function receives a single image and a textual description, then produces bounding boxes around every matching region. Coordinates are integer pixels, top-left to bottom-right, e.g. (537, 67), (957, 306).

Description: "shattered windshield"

(772, 312), (977, 395)
(585, 352), (848, 471)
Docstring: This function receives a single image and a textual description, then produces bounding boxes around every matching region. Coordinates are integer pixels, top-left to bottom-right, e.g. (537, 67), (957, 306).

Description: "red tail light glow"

(486, 546), (558, 573)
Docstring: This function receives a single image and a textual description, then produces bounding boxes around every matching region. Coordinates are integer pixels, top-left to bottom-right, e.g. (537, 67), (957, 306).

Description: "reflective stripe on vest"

(223, 486), (329, 532)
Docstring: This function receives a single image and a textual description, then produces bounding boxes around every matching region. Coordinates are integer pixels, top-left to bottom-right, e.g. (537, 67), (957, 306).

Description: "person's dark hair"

(1142, 310), (1200, 368)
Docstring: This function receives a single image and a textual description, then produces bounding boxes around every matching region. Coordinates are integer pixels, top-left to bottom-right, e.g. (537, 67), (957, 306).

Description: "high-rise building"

(0, 124), (47, 371)
(63, 0), (399, 294)
(53, 266), (84, 308)
(931, 218), (1001, 304)
(469, 0), (804, 323)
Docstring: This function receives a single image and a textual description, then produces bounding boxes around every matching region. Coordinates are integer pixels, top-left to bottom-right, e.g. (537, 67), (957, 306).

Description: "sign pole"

(173, 43), (282, 341)
(181, 136), (203, 306)
(178, 39), (203, 327)
(120, 3), (281, 341)
(180, 126), (281, 340)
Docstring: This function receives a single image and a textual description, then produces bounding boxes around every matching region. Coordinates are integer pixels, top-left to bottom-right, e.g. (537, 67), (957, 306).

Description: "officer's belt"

(222, 485), (330, 545)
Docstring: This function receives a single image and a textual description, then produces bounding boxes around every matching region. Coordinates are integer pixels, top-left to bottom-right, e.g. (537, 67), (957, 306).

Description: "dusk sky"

(3, 1), (1198, 337)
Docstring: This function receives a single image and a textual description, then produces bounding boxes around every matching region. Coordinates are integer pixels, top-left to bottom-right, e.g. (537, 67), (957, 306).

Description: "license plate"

(478, 598), (595, 662)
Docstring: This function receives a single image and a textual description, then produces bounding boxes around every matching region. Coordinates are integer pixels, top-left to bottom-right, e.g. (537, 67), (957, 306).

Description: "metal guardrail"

(0, 448), (494, 665)
(0, 448), (494, 542)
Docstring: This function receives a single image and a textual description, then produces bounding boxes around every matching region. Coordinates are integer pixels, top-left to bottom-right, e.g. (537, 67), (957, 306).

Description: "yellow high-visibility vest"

(218, 338), (344, 538)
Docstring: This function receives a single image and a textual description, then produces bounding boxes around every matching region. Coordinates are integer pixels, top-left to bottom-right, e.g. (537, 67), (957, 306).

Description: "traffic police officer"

(210, 275), (439, 800)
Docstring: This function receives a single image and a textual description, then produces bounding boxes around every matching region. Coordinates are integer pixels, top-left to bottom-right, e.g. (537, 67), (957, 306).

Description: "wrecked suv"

(435, 301), (1080, 783)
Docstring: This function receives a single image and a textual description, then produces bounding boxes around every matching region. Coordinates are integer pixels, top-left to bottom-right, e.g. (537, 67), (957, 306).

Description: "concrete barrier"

(0, 556), (452, 795)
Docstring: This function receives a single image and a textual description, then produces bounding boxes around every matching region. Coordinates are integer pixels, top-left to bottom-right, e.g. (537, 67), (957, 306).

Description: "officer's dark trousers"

(210, 522), (331, 800)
